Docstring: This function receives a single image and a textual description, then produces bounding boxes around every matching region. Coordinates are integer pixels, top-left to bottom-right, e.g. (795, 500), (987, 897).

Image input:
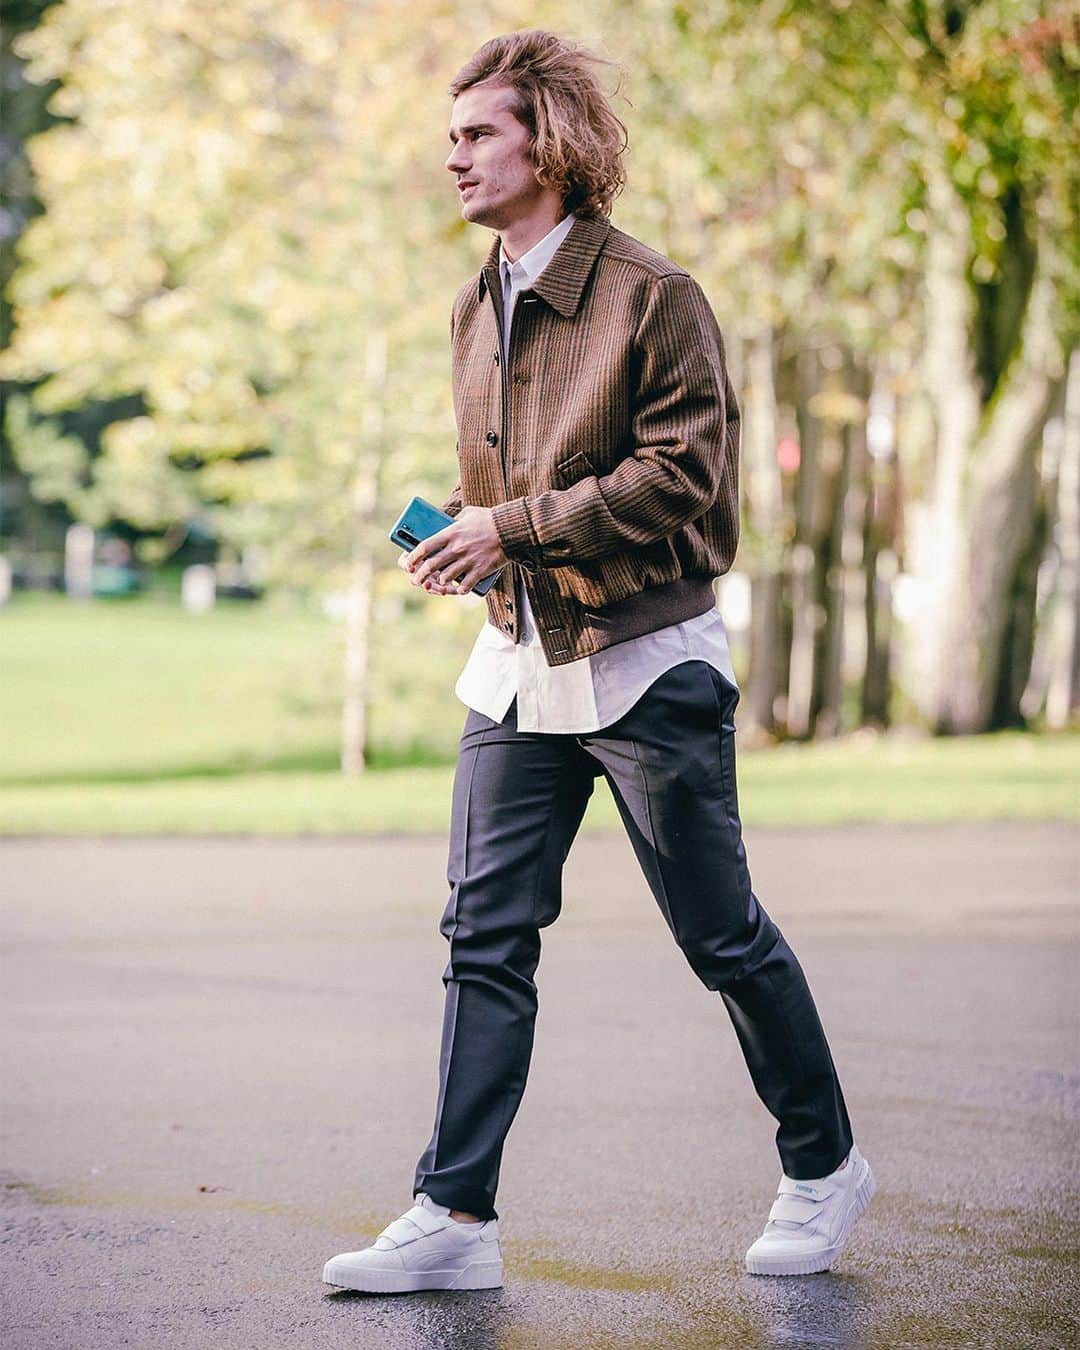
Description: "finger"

(410, 553), (434, 584)
(448, 568), (476, 594)
(446, 560), (479, 593)
(414, 545), (459, 586)
(420, 562), (448, 590)
(436, 560), (463, 588)
(407, 525), (454, 573)
(405, 540), (433, 574)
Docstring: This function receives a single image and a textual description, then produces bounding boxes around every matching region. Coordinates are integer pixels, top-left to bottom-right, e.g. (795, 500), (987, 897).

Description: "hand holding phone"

(389, 496), (502, 597)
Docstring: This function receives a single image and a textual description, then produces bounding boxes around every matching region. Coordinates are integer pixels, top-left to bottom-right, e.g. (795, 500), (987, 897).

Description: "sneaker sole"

(745, 1159), (876, 1277)
(322, 1258), (503, 1293)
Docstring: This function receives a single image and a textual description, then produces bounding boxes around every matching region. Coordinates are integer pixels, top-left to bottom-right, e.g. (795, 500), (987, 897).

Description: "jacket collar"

(477, 215), (612, 318)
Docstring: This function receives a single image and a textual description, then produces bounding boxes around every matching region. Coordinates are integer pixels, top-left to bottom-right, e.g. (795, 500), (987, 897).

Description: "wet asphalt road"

(2, 822), (1078, 1349)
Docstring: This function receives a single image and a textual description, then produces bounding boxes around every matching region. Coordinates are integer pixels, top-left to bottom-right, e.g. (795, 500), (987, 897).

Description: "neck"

(499, 203), (567, 263)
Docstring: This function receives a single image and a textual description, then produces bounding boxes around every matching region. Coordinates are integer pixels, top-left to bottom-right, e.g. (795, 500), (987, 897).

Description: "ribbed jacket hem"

(503, 574), (718, 667)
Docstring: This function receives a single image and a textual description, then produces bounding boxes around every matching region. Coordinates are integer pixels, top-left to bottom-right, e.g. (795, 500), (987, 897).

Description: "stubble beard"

(461, 167), (544, 235)
(461, 188), (510, 233)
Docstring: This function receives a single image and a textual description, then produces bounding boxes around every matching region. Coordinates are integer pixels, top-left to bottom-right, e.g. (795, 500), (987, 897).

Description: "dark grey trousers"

(413, 659), (853, 1220)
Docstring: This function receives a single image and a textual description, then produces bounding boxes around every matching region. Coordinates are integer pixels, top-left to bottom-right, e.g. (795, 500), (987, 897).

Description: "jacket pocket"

(568, 538), (682, 610)
(561, 554), (644, 609)
(554, 449), (596, 486)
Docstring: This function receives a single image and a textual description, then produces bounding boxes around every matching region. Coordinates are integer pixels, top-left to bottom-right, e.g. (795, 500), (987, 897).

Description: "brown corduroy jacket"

(440, 214), (741, 667)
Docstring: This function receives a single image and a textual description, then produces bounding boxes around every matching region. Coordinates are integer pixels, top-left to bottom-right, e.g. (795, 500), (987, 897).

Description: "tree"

(0, 0), (477, 768)
(756, 0), (1079, 732)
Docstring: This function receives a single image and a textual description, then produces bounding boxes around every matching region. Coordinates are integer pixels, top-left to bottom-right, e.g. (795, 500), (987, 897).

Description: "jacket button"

(485, 431), (499, 447)
(505, 599), (513, 611)
(493, 351), (500, 364)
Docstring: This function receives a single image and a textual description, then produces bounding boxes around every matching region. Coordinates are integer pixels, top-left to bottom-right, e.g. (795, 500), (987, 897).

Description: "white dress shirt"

(454, 214), (739, 734)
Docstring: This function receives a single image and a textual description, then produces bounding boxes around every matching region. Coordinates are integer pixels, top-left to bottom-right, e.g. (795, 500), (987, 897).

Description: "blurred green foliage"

(1, 592), (1076, 833)
(0, 0), (1077, 748)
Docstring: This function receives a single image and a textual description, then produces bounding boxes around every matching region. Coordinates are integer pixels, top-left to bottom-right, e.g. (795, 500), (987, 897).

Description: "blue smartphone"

(389, 495), (502, 597)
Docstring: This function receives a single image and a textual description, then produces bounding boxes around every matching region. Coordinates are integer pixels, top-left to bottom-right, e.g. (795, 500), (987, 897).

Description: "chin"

(462, 203), (495, 228)
(462, 195), (507, 227)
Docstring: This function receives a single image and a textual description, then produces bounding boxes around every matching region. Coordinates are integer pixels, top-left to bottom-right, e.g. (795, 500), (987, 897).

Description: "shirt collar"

(498, 214), (576, 290)
(478, 215), (612, 319)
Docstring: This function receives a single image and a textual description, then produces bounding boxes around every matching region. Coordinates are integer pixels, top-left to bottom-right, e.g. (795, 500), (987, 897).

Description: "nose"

(445, 140), (470, 175)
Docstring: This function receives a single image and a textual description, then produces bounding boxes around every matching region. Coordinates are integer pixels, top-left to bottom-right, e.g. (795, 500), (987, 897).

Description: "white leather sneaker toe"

(322, 1192), (503, 1293)
(745, 1142), (875, 1276)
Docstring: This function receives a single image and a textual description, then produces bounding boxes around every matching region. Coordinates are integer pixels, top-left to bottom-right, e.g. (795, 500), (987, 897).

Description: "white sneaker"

(745, 1143), (875, 1276)
(322, 1193), (503, 1293)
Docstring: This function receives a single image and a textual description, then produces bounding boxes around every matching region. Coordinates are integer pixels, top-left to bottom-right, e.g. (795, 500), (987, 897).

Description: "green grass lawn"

(2, 591), (1077, 835)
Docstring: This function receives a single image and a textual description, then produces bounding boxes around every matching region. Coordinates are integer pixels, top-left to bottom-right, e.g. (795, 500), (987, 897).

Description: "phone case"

(389, 495), (502, 597)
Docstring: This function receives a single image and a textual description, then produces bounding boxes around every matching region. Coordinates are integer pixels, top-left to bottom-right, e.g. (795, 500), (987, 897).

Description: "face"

(445, 81), (547, 231)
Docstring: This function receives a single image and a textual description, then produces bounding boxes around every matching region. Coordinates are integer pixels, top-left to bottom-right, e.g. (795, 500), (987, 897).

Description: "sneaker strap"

(375, 1204), (450, 1247)
(768, 1175), (839, 1225)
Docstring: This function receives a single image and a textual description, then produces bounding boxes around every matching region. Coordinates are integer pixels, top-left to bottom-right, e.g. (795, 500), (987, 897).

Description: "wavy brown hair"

(449, 30), (628, 220)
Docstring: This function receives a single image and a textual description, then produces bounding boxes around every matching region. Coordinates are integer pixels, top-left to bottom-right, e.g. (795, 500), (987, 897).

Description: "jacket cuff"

(491, 497), (540, 570)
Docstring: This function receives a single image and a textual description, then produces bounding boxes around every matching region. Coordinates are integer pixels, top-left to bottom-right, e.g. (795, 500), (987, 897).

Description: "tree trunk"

(807, 348), (854, 740)
(742, 324), (784, 739)
(834, 352), (873, 735)
(787, 347), (822, 738)
(861, 356), (901, 727)
(931, 259), (1062, 733)
(908, 169), (984, 728)
(815, 412), (849, 739)
(991, 499), (1047, 728)
(341, 327), (386, 776)
(1025, 346), (1080, 728)
(1046, 347), (1080, 727)
(912, 171), (1064, 732)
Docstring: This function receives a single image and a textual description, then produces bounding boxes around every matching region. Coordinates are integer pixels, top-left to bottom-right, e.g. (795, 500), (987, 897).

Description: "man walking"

(323, 29), (873, 1292)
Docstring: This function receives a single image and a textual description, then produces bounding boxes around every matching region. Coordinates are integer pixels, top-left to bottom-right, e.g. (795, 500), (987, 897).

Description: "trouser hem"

(415, 1181), (498, 1222)
(779, 1137), (854, 1181)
